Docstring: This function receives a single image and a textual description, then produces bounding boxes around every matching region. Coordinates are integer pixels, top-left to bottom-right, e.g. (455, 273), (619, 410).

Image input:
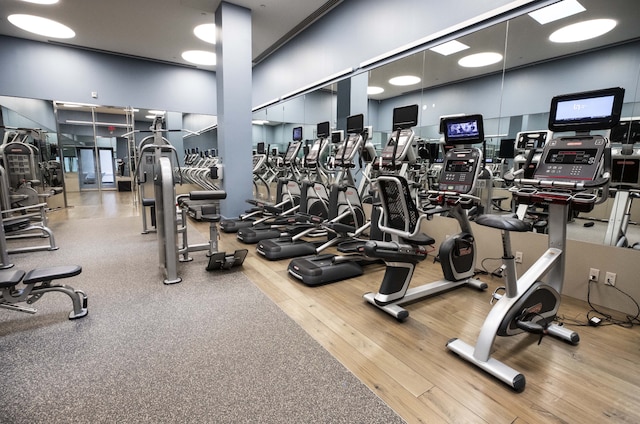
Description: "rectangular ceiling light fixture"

(429, 40), (470, 56)
(528, 0), (585, 25)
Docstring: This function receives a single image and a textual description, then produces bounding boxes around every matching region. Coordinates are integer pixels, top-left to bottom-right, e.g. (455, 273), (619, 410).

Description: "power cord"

(480, 257), (504, 277)
(556, 278), (640, 328)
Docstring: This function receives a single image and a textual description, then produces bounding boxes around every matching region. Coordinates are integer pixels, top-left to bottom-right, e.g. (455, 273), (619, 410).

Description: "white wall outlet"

(589, 268), (600, 282)
(515, 251), (523, 263)
(605, 272), (616, 286)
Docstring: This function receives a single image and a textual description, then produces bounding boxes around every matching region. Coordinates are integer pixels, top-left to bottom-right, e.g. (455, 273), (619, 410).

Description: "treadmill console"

(439, 148), (482, 194)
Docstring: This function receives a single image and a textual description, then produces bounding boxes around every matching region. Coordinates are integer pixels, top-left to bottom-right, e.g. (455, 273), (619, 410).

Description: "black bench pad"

(23, 265), (82, 284)
(0, 269), (26, 288)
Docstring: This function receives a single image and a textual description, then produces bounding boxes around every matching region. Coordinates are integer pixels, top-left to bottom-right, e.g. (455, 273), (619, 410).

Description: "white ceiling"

(0, 0), (340, 69)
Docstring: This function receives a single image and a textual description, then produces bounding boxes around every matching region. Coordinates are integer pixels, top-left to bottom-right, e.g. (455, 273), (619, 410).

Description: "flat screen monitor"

(612, 158), (640, 186)
(292, 126), (303, 141)
(498, 138), (516, 159)
(256, 142), (266, 155)
(316, 121), (330, 138)
(610, 120), (640, 144)
(392, 104), (418, 130)
(331, 130), (343, 144)
(442, 114), (484, 145)
(548, 87), (625, 132)
(346, 114), (364, 134)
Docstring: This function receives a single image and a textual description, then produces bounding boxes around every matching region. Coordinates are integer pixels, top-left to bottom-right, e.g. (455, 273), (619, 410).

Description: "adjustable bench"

(0, 265), (88, 319)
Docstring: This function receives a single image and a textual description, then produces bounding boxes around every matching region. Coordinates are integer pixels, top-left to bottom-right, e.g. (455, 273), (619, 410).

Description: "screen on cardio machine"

(548, 87), (624, 132)
(441, 114), (484, 145)
(316, 121), (330, 138)
(292, 126), (303, 141)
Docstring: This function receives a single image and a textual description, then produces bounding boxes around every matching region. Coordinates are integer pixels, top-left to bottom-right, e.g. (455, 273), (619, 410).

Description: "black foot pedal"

(206, 249), (248, 271)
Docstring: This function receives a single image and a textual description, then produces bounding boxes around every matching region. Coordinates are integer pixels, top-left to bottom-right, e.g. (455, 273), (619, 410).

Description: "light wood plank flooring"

(55, 191), (640, 424)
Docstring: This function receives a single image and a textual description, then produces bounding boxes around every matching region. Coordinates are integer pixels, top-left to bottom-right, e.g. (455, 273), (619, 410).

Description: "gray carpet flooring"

(0, 216), (404, 424)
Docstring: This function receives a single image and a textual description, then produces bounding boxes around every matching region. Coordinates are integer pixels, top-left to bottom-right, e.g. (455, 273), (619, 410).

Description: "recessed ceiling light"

(194, 23), (216, 44)
(21, 0), (59, 4)
(367, 86), (384, 95)
(182, 50), (216, 66)
(389, 75), (421, 86)
(429, 40), (470, 56)
(458, 52), (503, 68)
(8, 14), (75, 39)
(549, 19), (617, 43)
(528, 0), (585, 25)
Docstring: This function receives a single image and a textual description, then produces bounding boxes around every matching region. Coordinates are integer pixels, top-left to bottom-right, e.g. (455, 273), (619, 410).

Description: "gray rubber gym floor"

(0, 216), (404, 424)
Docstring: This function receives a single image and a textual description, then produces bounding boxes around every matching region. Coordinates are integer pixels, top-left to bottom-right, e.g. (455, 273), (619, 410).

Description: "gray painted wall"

(0, 36), (217, 116)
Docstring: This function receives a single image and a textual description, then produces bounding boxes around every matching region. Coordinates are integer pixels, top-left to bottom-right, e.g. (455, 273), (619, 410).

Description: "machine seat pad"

(142, 198), (155, 207)
(475, 214), (531, 232)
(0, 269), (26, 288)
(201, 213), (221, 223)
(401, 233), (435, 246)
(23, 265), (82, 284)
(190, 190), (227, 201)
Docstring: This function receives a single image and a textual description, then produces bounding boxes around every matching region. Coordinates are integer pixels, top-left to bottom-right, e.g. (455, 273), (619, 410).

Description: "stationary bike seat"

(475, 214), (531, 232)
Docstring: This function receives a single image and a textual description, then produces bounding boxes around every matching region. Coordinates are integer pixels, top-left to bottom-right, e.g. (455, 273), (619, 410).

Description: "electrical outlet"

(605, 272), (616, 286)
(589, 268), (600, 282)
(515, 251), (523, 264)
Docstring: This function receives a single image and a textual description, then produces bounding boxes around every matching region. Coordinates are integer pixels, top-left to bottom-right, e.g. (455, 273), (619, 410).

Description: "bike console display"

(535, 137), (606, 181)
(438, 148), (482, 195)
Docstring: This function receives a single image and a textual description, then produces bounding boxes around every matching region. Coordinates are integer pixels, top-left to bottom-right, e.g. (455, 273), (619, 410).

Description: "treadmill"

(256, 114), (368, 261)
(286, 105), (420, 286)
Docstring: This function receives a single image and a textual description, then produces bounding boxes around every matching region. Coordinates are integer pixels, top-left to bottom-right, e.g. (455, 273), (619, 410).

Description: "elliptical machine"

(446, 87), (624, 391)
(363, 114), (489, 321)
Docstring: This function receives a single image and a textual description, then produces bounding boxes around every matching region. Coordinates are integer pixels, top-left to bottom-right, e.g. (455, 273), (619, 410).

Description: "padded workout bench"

(0, 265), (88, 319)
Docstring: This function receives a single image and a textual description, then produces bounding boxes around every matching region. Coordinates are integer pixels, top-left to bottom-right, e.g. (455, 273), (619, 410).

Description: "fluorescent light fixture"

(367, 86), (384, 95)
(389, 75), (421, 86)
(549, 19), (617, 43)
(182, 50), (216, 66)
(252, 120), (270, 125)
(429, 40), (470, 56)
(8, 14), (75, 39)
(528, 0), (585, 25)
(194, 23), (216, 44)
(458, 52), (503, 68)
(148, 110), (166, 115)
(145, 115), (156, 120)
(21, 0), (58, 3)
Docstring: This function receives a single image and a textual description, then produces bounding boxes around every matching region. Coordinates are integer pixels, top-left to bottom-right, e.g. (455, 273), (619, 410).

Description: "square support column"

(216, 2), (253, 217)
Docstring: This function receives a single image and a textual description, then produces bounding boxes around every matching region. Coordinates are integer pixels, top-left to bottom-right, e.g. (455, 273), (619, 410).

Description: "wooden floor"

(58, 191), (640, 424)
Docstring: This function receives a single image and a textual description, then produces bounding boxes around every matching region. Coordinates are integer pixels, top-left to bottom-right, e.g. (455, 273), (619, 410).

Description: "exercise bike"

(363, 114), (489, 321)
(446, 87), (624, 391)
